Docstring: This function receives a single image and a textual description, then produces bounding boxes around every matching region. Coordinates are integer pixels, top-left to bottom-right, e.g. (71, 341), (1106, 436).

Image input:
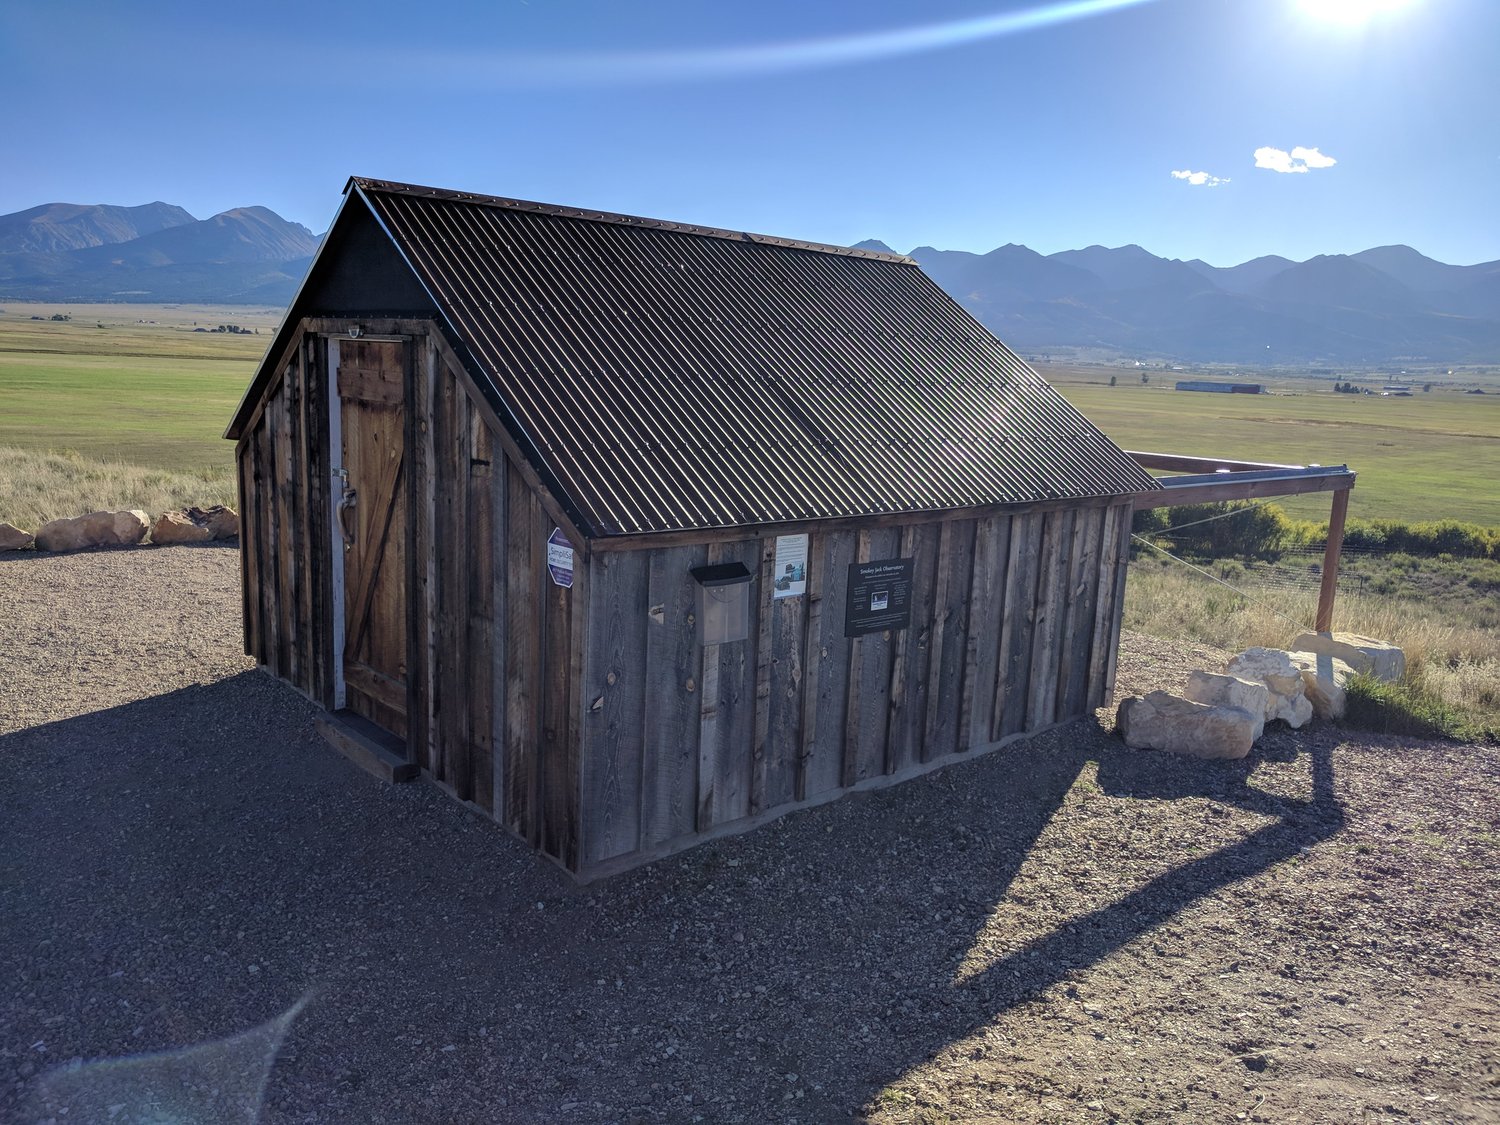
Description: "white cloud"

(1171, 169), (1229, 187)
(1291, 145), (1337, 168)
(1255, 145), (1338, 173)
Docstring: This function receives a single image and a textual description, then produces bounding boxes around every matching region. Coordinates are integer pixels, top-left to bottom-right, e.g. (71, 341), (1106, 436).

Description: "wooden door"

(337, 339), (409, 737)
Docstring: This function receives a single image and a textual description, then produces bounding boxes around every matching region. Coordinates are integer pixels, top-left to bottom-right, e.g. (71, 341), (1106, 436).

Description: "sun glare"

(1299, 0), (1413, 23)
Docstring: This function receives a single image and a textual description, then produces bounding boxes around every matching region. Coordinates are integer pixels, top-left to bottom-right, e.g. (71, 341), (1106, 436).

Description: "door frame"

(326, 332), (413, 716)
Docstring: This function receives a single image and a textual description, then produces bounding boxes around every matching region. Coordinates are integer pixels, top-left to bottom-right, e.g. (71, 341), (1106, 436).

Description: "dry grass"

(1124, 553), (1500, 735)
(0, 446), (235, 530)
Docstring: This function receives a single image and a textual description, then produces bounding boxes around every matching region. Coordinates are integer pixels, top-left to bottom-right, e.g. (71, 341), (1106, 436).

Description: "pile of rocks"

(1117, 632), (1405, 760)
(0, 506), (239, 554)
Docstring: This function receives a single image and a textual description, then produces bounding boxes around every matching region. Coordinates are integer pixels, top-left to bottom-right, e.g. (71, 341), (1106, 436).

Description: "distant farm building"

(1175, 380), (1263, 394)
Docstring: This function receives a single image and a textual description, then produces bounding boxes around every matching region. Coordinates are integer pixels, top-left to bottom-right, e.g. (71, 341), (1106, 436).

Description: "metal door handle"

(337, 486), (358, 550)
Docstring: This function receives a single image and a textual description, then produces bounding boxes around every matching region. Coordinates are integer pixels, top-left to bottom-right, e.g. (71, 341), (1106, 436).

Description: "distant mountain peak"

(0, 201), (196, 255)
(851, 238), (897, 255)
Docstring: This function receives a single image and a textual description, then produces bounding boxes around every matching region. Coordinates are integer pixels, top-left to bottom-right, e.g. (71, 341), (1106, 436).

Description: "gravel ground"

(2, 547), (1497, 1124)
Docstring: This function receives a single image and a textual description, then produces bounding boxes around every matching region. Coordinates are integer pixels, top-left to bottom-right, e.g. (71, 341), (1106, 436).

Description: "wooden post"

(1315, 488), (1351, 633)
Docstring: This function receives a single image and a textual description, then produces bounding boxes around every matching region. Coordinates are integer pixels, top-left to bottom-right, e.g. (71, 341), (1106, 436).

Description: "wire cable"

(1130, 534), (1314, 633)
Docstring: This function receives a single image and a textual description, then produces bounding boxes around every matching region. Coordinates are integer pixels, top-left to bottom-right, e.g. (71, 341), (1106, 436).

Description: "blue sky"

(2, 0), (1495, 266)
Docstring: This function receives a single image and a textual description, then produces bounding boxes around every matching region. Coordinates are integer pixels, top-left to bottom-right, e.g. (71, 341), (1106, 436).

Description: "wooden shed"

(225, 177), (1165, 880)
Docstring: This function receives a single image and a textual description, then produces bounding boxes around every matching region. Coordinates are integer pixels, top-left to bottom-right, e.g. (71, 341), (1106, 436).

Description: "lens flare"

(426, 0), (1163, 87)
(1298, 0), (1413, 24)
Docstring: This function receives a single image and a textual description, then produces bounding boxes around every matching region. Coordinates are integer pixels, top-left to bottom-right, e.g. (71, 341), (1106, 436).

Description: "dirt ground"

(1, 547), (1496, 1124)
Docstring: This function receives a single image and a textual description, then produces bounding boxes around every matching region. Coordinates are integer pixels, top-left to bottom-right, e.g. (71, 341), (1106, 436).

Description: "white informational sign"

(546, 527), (575, 588)
(772, 534), (809, 599)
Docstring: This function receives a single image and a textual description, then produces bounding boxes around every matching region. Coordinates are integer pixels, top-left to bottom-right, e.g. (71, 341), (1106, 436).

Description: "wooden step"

(316, 710), (419, 784)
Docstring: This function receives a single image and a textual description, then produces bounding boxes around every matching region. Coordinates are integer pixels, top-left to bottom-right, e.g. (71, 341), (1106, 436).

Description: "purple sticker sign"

(546, 527), (575, 588)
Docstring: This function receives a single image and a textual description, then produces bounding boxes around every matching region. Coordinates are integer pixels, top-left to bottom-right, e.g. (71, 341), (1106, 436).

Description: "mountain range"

(857, 239), (1500, 365)
(0, 201), (317, 304)
(0, 198), (1495, 364)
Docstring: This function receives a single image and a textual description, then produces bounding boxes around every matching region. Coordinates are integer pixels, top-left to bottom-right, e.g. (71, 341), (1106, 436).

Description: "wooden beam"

(1132, 467), (1355, 510)
(1127, 450), (1306, 474)
(1315, 487), (1350, 633)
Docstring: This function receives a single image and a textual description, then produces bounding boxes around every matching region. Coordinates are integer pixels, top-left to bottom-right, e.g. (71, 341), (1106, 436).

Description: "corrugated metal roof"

(354, 177), (1159, 537)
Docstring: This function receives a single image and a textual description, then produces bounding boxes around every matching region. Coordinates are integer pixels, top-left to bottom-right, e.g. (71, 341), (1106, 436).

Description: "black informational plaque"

(844, 558), (915, 637)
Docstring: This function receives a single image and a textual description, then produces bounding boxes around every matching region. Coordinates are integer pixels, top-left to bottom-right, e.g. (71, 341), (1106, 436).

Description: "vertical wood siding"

(237, 335), (334, 706)
(577, 500), (1131, 876)
(238, 323), (582, 862)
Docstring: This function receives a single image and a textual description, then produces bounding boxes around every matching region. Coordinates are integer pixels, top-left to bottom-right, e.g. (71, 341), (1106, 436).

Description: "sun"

(1298, 0), (1414, 23)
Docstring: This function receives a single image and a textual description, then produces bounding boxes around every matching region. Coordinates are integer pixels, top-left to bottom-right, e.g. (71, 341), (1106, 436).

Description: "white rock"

(1116, 691), (1259, 760)
(1289, 631), (1405, 683)
(0, 522), (34, 551)
(1182, 671), (1269, 742)
(1225, 648), (1315, 729)
(1286, 650), (1358, 721)
(34, 510), (149, 552)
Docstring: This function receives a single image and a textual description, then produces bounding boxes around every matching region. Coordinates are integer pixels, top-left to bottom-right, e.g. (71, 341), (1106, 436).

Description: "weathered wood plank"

(1085, 504), (1124, 713)
(236, 442), (255, 659)
(750, 538), (775, 816)
(489, 451), (509, 820)
(262, 402), (282, 678)
(995, 510), (1044, 740)
(801, 529), (857, 800)
(1058, 505), (1104, 718)
(757, 537), (806, 813)
(923, 519), (975, 761)
(581, 550), (648, 864)
(344, 661), (406, 713)
(505, 475), (541, 843)
(336, 361), (404, 405)
(885, 522), (940, 773)
(303, 336), (334, 709)
(467, 410), (496, 812)
(441, 370), (475, 798)
(845, 527), (899, 785)
(698, 539), (759, 830)
(1101, 501), (1134, 707)
(640, 544), (707, 847)
(564, 540), (588, 872)
(1027, 508), (1074, 731)
(275, 376), (296, 687)
(407, 335), (437, 773)
(540, 494), (579, 864)
(286, 349), (309, 695)
(960, 514), (1011, 751)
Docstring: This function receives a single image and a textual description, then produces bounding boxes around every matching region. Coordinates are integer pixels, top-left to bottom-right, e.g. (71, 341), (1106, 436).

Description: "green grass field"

(0, 303), (274, 473)
(1042, 364), (1500, 527)
(1, 305), (1498, 529)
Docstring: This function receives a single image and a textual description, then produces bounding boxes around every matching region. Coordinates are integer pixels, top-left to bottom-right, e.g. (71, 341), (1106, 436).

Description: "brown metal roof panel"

(358, 182), (1158, 536)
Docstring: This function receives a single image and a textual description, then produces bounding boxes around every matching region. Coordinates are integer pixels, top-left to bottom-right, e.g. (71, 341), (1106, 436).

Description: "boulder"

(1288, 631), (1405, 683)
(1116, 691), (1259, 760)
(1286, 650), (1359, 721)
(0, 522), (34, 551)
(151, 510), (214, 544)
(150, 506), (238, 545)
(199, 505), (239, 540)
(1225, 647), (1314, 729)
(1181, 670), (1269, 742)
(34, 510), (149, 552)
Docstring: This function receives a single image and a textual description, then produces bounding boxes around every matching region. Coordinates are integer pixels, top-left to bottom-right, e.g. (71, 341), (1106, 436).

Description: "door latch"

(337, 486), (358, 550)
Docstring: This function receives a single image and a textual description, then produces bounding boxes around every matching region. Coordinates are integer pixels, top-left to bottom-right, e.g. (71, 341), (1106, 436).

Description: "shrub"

(1342, 675), (1495, 743)
(1133, 501), (1307, 562)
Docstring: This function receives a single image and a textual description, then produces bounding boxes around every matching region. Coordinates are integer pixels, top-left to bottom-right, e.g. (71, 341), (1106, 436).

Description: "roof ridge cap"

(347, 176), (915, 265)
